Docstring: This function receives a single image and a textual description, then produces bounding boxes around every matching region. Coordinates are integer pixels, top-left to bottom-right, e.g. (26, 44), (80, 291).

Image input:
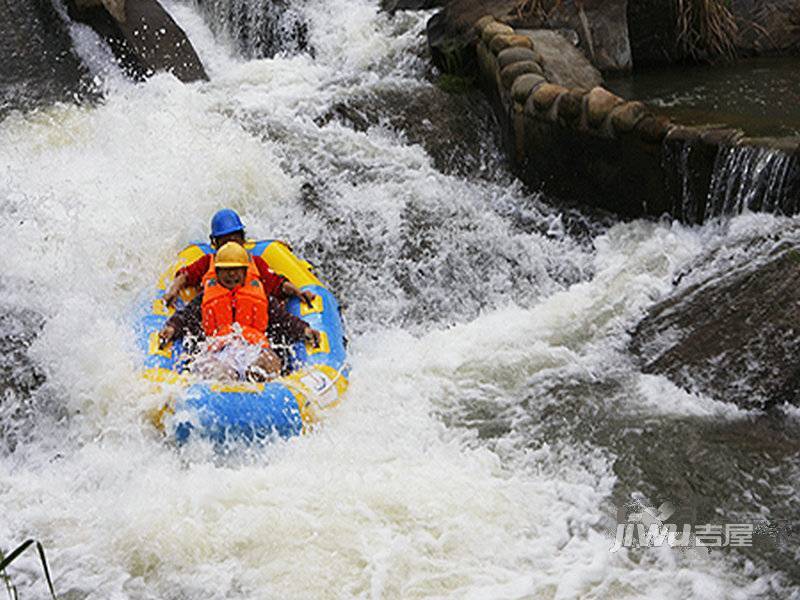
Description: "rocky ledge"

(630, 242), (800, 410)
(445, 14), (800, 222)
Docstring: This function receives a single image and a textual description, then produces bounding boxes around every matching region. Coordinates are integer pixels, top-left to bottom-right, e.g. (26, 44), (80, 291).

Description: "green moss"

(786, 249), (800, 264)
(437, 74), (475, 94)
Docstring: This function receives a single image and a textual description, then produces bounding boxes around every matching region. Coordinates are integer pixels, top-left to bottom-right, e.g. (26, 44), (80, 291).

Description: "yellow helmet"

(214, 242), (249, 268)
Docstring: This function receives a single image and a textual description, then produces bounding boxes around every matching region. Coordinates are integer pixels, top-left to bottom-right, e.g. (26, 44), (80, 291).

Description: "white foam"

(0, 1), (788, 597)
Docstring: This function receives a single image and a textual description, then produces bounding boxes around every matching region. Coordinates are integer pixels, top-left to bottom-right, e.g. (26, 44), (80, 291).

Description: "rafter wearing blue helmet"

(162, 208), (317, 309)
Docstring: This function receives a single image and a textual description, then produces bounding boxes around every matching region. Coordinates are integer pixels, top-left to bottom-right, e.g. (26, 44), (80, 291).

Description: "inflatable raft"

(138, 240), (348, 446)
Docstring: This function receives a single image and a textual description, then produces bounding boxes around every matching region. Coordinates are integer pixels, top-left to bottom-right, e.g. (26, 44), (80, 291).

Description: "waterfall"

(707, 145), (800, 218)
(196, 0), (310, 58)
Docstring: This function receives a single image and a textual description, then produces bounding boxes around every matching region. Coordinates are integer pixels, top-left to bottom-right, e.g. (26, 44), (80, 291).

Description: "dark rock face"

(626, 0), (680, 67)
(313, 83), (506, 179)
(630, 245), (800, 409)
(521, 29), (602, 88)
(528, 0), (631, 71)
(68, 0), (207, 82)
(0, 0), (93, 116)
(382, 0), (445, 12)
(0, 305), (47, 454)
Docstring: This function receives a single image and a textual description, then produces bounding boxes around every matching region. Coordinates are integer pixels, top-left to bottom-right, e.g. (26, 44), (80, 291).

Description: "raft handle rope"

(317, 362), (350, 396)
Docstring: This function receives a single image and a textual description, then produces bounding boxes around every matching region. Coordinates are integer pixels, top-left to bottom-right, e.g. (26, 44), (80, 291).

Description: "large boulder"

(531, 0), (631, 71)
(382, 0), (446, 12)
(630, 243), (800, 409)
(521, 29), (602, 89)
(68, 0), (207, 82)
(0, 0), (93, 116)
(313, 83), (503, 178)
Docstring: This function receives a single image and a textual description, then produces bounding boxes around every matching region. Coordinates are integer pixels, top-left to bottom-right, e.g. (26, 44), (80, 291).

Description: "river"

(1, 1), (799, 598)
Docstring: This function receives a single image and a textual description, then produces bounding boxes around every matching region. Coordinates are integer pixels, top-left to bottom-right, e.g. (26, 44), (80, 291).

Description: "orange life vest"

(201, 259), (270, 348)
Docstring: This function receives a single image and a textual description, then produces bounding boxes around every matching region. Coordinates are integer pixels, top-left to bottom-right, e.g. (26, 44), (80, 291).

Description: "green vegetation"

(1, 540), (58, 600)
(437, 74), (476, 94)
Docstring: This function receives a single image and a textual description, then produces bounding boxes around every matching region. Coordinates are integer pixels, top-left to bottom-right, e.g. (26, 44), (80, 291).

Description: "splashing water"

(0, 0), (798, 598)
(195, 0), (310, 58)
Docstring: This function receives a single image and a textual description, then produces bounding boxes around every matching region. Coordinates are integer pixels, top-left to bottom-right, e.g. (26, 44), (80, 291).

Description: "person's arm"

(253, 256), (316, 306)
(281, 280), (316, 307)
(159, 295), (202, 348)
(267, 302), (321, 347)
(163, 254), (211, 307)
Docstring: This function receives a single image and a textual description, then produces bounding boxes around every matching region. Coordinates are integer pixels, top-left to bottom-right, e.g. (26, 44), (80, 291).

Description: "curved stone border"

(471, 15), (800, 222)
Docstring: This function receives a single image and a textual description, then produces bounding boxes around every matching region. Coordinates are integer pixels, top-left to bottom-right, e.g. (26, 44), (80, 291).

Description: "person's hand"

(163, 273), (187, 308)
(304, 327), (321, 348)
(163, 289), (178, 308)
(299, 290), (316, 307)
(159, 325), (176, 349)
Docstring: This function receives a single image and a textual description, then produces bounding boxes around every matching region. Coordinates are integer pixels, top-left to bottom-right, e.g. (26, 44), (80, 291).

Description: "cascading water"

(1, 0), (800, 598)
(707, 145), (800, 217)
(195, 0), (310, 58)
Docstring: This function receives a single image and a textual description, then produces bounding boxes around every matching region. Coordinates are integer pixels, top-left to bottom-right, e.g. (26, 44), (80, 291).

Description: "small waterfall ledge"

(431, 13), (800, 224)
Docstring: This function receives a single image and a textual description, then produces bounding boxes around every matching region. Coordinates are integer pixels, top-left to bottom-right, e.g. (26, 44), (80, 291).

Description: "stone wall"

(472, 15), (800, 221)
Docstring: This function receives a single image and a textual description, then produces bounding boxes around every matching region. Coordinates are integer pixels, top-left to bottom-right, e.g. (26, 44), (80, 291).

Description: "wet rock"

(0, 304), (48, 453)
(0, 0), (94, 116)
(557, 88), (585, 122)
(610, 101), (648, 133)
(316, 84), (505, 179)
(517, 0), (632, 71)
(499, 60), (543, 88)
(520, 29), (602, 89)
(700, 127), (744, 146)
(381, 0), (446, 12)
(474, 15), (496, 33)
(585, 86), (623, 128)
(635, 114), (673, 143)
(741, 137), (800, 154)
(511, 73), (545, 104)
(532, 82), (567, 111)
(631, 245), (800, 409)
(481, 21), (514, 44)
(68, 0), (207, 82)
(497, 47), (540, 69)
(489, 33), (534, 54)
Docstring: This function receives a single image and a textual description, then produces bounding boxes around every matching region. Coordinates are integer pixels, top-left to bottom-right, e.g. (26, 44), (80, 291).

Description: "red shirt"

(177, 253), (286, 298)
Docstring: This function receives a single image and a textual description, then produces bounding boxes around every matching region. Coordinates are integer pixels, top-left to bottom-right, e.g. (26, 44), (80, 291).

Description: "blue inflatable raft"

(138, 240), (348, 446)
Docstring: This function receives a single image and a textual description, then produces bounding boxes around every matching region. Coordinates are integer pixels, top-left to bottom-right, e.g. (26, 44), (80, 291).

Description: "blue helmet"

(210, 208), (244, 238)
